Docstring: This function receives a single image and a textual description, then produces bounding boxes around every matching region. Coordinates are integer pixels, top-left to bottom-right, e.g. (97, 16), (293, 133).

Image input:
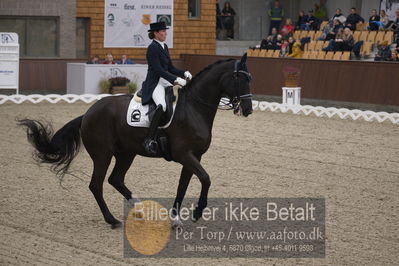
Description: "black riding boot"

(144, 104), (164, 154)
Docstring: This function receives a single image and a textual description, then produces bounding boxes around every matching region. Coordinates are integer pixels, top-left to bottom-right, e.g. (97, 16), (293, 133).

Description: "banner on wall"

(104, 0), (173, 48)
(380, 0), (399, 20)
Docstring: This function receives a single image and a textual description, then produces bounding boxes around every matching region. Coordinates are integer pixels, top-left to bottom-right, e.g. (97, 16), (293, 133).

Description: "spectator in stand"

(216, 0), (222, 39)
(368, 9), (381, 31)
(380, 10), (390, 29)
(287, 36), (295, 53)
(268, 0), (284, 34)
(288, 42), (302, 58)
(87, 55), (99, 64)
(345, 8), (364, 31)
(275, 34), (283, 50)
(103, 53), (116, 64)
(117, 54), (135, 64)
(394, 9), (399, 42)
(296, 11), (308, 30)
(322, 19), (344, 41)
(323, 28), (354, 52)
(306, 10), (319, 30)
(390, 50), (399, 61)
(318, 20), (334, 41)
(279, 39), (289, 57)
(332, 8), (346, 24)
(374, 40), (392, 61)
(260, 28), (278, 49)
(281, 18), (294, 39)
(222, 1), (236, 39)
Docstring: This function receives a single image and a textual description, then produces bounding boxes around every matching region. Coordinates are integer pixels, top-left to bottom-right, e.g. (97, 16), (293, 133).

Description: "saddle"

(133, 85), (180, 161)
(134, 85), (179, 127)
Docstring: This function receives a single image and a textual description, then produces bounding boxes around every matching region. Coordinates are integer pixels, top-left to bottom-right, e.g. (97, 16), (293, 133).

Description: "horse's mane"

(185, 58), (236, 90)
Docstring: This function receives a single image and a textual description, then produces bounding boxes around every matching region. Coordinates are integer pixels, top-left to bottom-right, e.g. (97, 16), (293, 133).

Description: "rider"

(141, 22), (192, 154)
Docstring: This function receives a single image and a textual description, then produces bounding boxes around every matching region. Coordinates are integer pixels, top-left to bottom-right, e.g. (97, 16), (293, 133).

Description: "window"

(0, 16), (59, 57)
(188, 0), (201, 19)
(76, 18), (89, 58)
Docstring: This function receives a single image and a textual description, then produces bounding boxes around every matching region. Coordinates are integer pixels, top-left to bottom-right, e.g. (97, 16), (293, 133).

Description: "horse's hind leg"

(108, 153), (140, 204)
(89, 154), (121, 228)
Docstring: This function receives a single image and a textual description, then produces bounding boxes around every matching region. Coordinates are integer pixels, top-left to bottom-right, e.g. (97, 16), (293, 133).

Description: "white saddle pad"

(126, 89), (179, 129)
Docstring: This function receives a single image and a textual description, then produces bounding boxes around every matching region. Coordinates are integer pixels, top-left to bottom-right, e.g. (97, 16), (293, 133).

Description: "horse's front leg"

(178, 153), (210, 221)
(171, 155), (202, 228)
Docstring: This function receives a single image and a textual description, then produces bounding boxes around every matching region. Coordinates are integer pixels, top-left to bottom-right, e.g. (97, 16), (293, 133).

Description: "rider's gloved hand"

(174, 77), (187, 87)
(184, 71), (192, 80)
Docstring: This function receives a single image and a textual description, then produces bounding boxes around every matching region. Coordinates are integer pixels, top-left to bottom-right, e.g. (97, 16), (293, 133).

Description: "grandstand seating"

(247, 24), (396, 61)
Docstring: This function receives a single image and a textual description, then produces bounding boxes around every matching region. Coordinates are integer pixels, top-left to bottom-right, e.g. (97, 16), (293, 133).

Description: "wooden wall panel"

(182, 54), (399, 106)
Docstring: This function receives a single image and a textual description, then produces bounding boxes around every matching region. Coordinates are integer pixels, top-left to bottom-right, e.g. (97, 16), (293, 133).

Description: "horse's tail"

(17, 116), (84, 177)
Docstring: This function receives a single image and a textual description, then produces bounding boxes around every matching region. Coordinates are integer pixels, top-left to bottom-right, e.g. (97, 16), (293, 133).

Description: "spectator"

(318, 20), (335, 41)
(332, 8), (346, 24)
(216, 0), (222, 39)
(306, 9), (319, 30)
(323, 28), (354, 52)
(394, 9), (399, 43)
(222, 1), (236, 39)
(288, 42), (302, 58)
(103, 53), (116, 64)
(268, 0), (284, 34)
(390, 50), (399, 61)
(281, 18), (294, 39)
(287, 36), (295, 54)
(380, 10), (390, 29)
(117, 54), (134, 64)
(374, 40), (392, 61)
(345, 7), (364, 31)
(368, 9), (381, 31)
(279, 39), (289, 57)
(296, 11), (308, 30)
(275, 34), (283, 50)
(87, 55), (99, 64)
(387, 50), (398, 62)
(260, 28), (278, 49)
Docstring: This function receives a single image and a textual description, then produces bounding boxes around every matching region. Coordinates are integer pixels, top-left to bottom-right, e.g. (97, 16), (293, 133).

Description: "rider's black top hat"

(148, 22), (169, 32)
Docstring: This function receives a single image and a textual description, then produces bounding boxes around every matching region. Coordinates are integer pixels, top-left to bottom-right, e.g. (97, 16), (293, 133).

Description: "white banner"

(0, 32), (19, 93)
(380, 0), (399, 21)
(104, 0), (173, 48)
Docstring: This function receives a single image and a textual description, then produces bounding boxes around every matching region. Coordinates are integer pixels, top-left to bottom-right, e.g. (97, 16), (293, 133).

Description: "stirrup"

(144, 138), (158, 154)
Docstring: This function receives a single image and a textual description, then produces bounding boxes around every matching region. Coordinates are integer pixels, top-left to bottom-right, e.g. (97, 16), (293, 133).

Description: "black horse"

(18, 54), (253, 228)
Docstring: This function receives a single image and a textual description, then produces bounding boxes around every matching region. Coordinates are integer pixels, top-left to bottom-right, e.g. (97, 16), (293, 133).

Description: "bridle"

(191, 60), (253, 111)
(229, 60), (253, 114)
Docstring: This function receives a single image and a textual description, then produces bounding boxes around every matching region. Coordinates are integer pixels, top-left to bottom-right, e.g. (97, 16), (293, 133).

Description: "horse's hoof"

(192, 208), (203, 222)
(110, 221), (122, 229)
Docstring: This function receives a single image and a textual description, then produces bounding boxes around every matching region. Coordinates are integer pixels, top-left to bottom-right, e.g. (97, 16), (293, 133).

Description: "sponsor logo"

(157, 14), (172, 26)
(131, 110), (141, 122)
(124, 4), (136, 10)
(110, 68), (126, 77)
(133, 34), (145, 46)
(141, 14), (151, 25)
(1, 33), (14, 44)
(107, 13), (115, 26)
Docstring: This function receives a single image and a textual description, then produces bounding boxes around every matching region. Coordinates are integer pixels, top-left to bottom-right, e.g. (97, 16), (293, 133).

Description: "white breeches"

(152, 78), (172, 112)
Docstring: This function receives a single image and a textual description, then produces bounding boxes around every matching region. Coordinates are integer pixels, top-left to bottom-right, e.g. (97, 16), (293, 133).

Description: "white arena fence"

(0, 94), (398, 125)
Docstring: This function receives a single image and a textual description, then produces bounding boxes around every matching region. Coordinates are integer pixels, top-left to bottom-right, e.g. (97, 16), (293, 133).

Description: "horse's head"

(219, 53), (253, 117)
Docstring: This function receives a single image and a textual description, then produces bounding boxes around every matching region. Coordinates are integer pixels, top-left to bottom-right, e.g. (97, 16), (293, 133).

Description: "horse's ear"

(240, 53), (248, 65)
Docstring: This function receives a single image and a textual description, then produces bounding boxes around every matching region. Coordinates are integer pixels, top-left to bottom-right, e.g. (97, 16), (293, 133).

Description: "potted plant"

(99, 78), (111, 94)
(109, 76), (130, 94)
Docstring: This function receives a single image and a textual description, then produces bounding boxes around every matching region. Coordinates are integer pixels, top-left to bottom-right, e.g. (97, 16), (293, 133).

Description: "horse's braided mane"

(185, 58), (236, 90)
